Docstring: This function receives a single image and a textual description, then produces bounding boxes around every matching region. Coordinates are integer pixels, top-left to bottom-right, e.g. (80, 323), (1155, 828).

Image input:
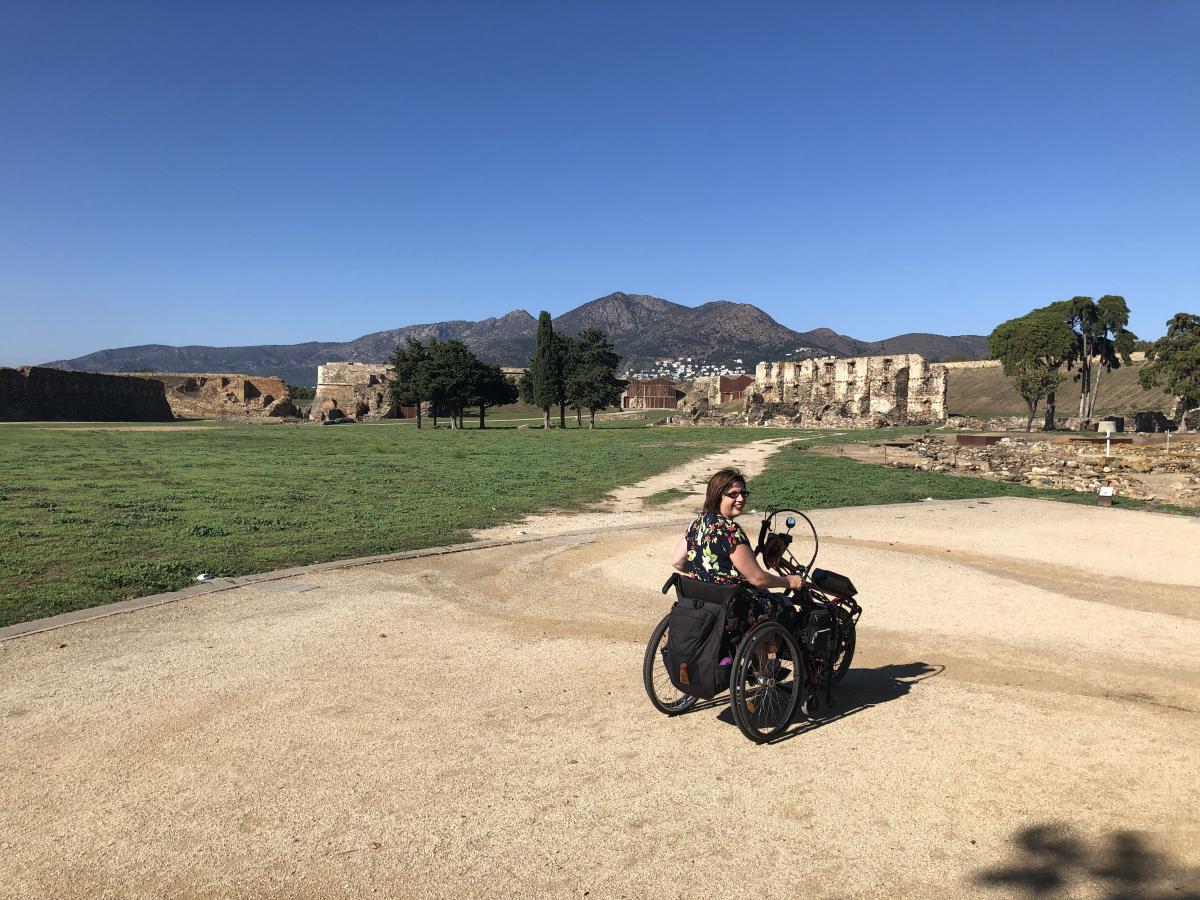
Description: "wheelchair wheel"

(643, 614), (698, 716)
(832, 612), (856, 685)
(731, 621), (802, 743)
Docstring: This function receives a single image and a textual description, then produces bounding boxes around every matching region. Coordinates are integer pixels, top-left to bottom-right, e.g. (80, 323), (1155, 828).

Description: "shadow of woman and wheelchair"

(972, 823), (1200, 898)
(695, 661), (944, 741)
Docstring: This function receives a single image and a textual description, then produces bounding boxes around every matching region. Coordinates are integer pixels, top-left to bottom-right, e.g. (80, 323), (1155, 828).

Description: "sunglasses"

(724, 490), (749, 500)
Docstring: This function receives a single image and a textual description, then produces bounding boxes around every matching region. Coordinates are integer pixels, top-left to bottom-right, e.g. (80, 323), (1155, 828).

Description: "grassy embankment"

(946, 359), (1174, 419)
(0, 422), (761, 627)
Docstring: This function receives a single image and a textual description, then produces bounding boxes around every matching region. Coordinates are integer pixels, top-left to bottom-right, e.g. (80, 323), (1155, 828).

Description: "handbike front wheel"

(832, 611), (856, 685)
(643, 614), (698, 716)
(731, 621), (803, 743)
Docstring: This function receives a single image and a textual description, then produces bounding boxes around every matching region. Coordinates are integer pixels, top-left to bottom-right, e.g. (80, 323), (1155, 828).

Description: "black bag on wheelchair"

(665, 577), (739, 699)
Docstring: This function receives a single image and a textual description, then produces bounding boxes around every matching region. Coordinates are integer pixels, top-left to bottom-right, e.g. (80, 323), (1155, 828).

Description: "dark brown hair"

(703, 467), (746, 515)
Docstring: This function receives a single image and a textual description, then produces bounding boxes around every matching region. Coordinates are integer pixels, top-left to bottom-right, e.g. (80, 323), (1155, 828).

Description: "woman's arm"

(731, 543), (804, 592)
(670, 536), (688, 572)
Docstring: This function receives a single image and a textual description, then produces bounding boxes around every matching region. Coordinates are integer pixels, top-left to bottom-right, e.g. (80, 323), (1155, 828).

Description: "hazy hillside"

(45, 291), (990, 385)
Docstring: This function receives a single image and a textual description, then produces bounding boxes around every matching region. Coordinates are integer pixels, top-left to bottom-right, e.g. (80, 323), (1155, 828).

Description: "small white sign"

(1098, 486), (1114, 497)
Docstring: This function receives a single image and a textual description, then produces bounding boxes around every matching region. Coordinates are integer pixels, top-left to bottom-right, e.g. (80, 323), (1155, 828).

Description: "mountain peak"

(42, 294), (989, 385)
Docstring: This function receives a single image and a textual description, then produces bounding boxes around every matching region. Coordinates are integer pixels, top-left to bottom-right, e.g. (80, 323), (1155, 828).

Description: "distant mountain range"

(44, 292), (989, 386)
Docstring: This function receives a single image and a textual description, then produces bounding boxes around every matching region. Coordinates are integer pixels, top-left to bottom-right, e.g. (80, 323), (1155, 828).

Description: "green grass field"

(3, 421), (1188, 629)
(0, 422), (762, 627)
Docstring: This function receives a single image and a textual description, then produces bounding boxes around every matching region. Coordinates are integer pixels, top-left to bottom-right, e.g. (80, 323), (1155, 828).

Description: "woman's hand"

(785, 573), (805, 592)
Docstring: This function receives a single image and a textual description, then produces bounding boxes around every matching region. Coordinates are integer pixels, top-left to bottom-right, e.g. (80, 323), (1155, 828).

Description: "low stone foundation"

(0, 367), (173, 421)
(873, 434), (1200, 506)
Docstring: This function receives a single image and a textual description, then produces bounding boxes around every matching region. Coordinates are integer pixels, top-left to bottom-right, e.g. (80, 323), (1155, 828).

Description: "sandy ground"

(2, 444), (1199, 897)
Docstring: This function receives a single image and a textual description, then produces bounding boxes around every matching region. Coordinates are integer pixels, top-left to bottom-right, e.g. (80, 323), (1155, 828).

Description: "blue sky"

(2, 1), (1197, 366)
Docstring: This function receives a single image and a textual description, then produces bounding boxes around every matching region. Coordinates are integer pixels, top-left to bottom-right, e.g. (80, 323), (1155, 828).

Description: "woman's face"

(718, 482), (748, 518)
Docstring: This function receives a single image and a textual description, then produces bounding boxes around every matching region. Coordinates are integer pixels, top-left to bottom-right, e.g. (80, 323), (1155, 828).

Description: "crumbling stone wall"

(0, 367), (173, 421)
(749, 354), (947, 426)
(311, 363), (398, 422)
(122, 373), (298, 419)
(881, 433), (1200, 506)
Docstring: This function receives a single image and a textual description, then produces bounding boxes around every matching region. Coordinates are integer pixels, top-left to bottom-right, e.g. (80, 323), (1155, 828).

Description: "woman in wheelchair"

(669, 467), (805, 601)
(649, 469), (861, 741)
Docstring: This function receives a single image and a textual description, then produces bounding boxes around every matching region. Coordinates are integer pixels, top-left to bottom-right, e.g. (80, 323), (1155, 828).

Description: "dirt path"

(2, 495), (1198, 898)
(471, 436), (796, 541)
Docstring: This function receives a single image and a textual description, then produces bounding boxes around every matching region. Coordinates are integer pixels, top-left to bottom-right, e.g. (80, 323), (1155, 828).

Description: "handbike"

(643, 508), (863, 744)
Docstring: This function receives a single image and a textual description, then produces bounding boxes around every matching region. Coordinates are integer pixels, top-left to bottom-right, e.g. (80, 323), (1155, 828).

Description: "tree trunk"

(1043, 389), (1056, 431)
(1025, 399), (1038, 432)
(543, 407), (550, 429)
(575, 407), (581, 428)
(1077, 348), (1093, 420)
(416, 403), (422, 430)
(1087, 365), (1103, 421)
(479, 406), (485, 429)
(559, 403), (566, 429)
(589, 408), (596, 429)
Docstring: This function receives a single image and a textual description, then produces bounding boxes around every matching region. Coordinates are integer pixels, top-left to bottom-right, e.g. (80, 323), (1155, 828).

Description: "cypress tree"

(528, 311), (559, 429)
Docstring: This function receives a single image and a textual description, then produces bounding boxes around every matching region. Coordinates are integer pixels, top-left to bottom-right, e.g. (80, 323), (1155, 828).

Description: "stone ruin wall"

(0, 367), (173, 421)
(129, 373), (299, 419)
(311, 363), (398, 422)
(881, 433), (1200, 507)
(750, 354), (947, 426)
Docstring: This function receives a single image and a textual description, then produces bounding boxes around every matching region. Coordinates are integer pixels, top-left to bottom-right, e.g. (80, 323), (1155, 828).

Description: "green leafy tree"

(527, 311), (560, 429)
(424, 339), (480, 429)
(470, 362), (519, 429)
(1140, 313), (1200, 432)
(989, 304), (1077, 431)
(553, 332), (575, 428)
(565, 328), (627, 428)
(389, 337), (430, 428)
(1063, 295), (1136, 424)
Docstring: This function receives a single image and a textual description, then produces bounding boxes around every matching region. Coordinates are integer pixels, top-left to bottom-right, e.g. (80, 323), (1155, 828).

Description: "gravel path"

(2, 475), (1198, 896)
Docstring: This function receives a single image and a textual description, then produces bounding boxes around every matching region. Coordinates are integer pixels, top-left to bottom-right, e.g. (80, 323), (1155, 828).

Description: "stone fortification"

(750, 354), (947, 426)
(120, 373), (299, 419)
(311, 363), (398, 421)
(0, 367), (173, 421)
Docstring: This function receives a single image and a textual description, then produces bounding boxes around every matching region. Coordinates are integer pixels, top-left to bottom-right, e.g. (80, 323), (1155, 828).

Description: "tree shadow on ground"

(975, 823), (1200, 898)
(712, 661), (943, 741)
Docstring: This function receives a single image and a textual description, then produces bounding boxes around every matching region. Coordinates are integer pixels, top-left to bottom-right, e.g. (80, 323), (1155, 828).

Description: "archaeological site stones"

(136, 373), (299, 419)
(671, 354), (948, 427)
(310, 362), (403, 422)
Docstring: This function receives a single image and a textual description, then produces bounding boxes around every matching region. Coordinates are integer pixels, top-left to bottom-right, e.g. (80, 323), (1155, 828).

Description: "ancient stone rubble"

(878, 434), (1200, 506)
(131, 373), (299, 419)
(0, 367), (174, 421)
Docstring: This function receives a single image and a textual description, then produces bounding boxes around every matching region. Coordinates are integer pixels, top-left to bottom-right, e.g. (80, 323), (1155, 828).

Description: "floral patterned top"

(683, 511), (750, 584)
